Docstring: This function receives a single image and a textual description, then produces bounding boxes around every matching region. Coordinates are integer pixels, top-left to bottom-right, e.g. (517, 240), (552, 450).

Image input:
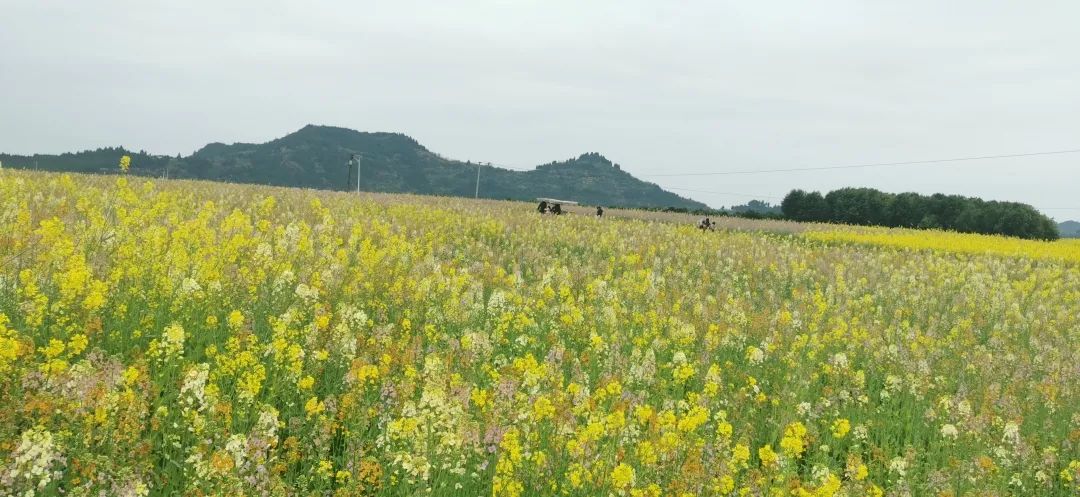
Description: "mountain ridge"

(0, 125), (708, 210)
(1059, 220), (1080, 238)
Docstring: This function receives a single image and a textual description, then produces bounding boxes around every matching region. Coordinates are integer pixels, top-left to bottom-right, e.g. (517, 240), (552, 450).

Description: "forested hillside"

(0, 125), (707, 210)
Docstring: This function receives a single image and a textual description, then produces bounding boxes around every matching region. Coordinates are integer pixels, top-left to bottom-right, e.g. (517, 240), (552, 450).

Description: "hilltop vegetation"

(728, 199), (782, 215)
(1, 170), (1079, 496)
(0, 125), (707, 210)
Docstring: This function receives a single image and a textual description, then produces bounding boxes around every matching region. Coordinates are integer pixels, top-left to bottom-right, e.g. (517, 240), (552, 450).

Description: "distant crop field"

(1, 170), (1078, 496)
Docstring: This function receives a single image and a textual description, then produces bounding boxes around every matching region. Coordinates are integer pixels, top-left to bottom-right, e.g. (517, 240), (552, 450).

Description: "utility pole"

(347, 154), (361, 193)
(345, 156), (352, 191)
(474, 162), (481, 198)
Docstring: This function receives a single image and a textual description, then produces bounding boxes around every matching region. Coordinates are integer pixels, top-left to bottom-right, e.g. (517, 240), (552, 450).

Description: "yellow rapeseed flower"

(227, 310), (244, 329)
(780, 421), (808, 458)
(304, 396), (324, 418)
(758, 444), (778, 468)
(611, 463), (636, 489)
(831, 418), (850, 439)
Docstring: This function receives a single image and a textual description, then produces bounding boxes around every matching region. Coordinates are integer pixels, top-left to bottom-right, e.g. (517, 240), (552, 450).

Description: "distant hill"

(1060, 220), (1080, 238)
(729, 199), (781, 215)
(0, 125), (708, 210)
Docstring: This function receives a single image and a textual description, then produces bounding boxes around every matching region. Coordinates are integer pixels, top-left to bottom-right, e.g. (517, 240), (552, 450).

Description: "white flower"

(2, 426), (63, 494)
(180, 363), (210, 413)
(180, 277), (202, 295)
(226, 434), (248, 469)
(255, 242), (273, 259)
(853, 424), (869, 441)
(1002, 421), (1021, 446)
(487, 290), (509, 311)
(255, 406), (279, 443)
(956, 400), (972, 418)
(746, 346), (764, 365)
(941, 424), (959, 440)
(295, 283), (319, 301)
(274, 270), (296, 290)
(888, 457), (907, 477)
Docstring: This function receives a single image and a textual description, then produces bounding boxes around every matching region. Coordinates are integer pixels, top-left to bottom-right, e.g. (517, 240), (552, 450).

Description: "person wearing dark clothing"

(537, 201), (548, 214)
(596, 206), (604, 218)
(698, 217), (712, 231)
(550, 203), (562, 215)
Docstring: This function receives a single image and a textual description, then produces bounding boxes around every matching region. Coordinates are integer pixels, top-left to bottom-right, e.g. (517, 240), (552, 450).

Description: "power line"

(665, 186), (782, 199)
(462, 160), (533, 172)
(466, 152), (1080, 212)
(642, 148), (1080, 177)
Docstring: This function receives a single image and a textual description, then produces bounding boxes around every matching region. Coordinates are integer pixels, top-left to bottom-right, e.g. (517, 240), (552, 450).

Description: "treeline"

(781, 188), (1059, 240)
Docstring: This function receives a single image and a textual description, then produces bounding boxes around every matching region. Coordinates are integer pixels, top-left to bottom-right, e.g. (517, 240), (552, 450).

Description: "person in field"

(698, 216), (713, 231)
(596, 206), (604, 218)
(550, 203), (562, 215)
(537, 200), (549, 214)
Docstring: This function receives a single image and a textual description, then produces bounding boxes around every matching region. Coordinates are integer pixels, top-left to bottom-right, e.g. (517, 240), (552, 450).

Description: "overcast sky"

(2, 1), (1078, 218)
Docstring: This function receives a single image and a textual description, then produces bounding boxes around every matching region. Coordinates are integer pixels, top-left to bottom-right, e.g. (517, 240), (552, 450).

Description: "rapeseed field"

(1, 170), (1078, 496)
(805, 227), (1080, 264)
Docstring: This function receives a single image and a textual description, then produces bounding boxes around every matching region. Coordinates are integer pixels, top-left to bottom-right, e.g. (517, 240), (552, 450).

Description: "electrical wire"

(641, 148), (1080, 177)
